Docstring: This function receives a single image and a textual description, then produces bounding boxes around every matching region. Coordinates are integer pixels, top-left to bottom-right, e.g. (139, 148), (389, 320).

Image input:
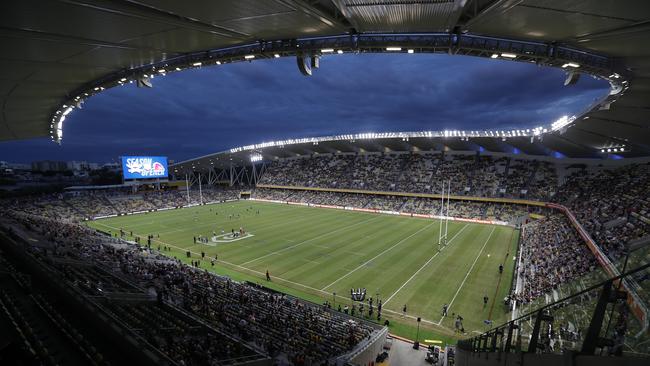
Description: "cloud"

(0, 54), (608, 163)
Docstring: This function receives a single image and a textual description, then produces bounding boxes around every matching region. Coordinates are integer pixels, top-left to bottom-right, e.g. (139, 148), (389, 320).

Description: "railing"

(547, 202), (649, 331)
(458, 262), (650, 358)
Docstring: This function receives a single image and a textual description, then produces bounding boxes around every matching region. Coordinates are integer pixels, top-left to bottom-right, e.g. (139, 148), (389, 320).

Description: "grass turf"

(87, 200), (519, 341)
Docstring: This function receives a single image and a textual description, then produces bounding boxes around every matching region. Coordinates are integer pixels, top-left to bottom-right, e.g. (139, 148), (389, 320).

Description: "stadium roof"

(2, 1), (650, 158)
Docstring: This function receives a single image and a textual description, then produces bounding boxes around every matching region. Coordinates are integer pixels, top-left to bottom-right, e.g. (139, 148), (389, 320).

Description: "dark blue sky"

(0, 53), (608, 163)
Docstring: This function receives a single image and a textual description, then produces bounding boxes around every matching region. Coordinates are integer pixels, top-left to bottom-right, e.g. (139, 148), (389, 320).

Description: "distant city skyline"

(0, 53), (609, 163)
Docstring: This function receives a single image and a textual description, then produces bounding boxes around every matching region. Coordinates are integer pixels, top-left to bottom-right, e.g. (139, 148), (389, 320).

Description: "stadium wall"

(344, 326), (388, 366)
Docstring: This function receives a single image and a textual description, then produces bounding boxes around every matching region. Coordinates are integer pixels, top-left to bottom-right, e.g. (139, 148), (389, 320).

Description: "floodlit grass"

(87, 200), (519, 341)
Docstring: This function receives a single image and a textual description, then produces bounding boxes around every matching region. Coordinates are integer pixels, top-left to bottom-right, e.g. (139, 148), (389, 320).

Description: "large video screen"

(121, 156), (168, 180)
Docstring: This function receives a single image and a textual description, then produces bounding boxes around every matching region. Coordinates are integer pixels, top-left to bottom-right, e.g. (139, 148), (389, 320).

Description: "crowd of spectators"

(2, 211), (378, 365)
(253, 188), (531, 223)
(516, 213), (599, 304)
(1, 187), (241, 222)
(259, 152), (559, 200)
(553, 163), (650, 261)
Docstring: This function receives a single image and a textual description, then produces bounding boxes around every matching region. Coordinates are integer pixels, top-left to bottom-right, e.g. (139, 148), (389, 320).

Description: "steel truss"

(184, 161), (268, 188)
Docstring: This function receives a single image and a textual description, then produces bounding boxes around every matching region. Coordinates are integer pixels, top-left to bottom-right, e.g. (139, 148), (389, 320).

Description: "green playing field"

(87, 200), (519, 340)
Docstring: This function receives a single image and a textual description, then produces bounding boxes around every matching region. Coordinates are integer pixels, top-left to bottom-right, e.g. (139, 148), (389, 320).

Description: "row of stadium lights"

(229, 116), (570, 154)
(49, 54), (263, 143)
(243, 140), (628, 163)
(600, 146), (625, 153)
(50, 44), (627, 147)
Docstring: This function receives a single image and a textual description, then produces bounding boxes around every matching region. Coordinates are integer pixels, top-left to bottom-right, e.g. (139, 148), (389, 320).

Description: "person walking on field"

(266, 270), (271, 282)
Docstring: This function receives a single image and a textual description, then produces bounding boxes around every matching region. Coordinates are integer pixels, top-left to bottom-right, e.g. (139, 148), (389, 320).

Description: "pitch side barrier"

(256, 184), (649, 328)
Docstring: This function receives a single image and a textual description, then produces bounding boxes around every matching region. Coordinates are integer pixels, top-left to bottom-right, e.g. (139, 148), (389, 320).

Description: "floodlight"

(321, 48), (334, 53)
(192, 62), (202, 66)
(562, 62), (580, 68)
(407, 49), (414, 54)
(490, 54), (498, 59)
(244, 55), (255, 59)
(337, 50), (343, 54)
(500, 53), (517, 58)
(274, 54), (280, 58)
(386, 47), (402, 51)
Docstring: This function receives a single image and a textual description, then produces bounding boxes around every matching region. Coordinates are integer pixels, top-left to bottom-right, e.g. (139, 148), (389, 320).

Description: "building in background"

(31, 160), (69, 172)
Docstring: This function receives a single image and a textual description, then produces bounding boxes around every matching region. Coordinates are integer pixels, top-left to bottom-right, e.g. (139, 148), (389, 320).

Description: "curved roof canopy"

(1, 0), (650, 157)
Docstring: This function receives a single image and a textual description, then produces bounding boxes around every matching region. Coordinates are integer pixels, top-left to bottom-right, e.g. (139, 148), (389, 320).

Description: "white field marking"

(199, 234), (256, 246)
(321, 221), (436, 291)
(240, 215), (383, 266)
(211, 232), (255, 243)
(91, 221), (453, 332)
(382, 223), (470, 306)
(437, 226), (496, 325)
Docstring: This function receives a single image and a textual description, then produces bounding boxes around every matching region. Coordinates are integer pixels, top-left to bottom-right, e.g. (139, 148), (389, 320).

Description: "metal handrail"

(511, 262), (649, 325)
(459, 261), (650, 355)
